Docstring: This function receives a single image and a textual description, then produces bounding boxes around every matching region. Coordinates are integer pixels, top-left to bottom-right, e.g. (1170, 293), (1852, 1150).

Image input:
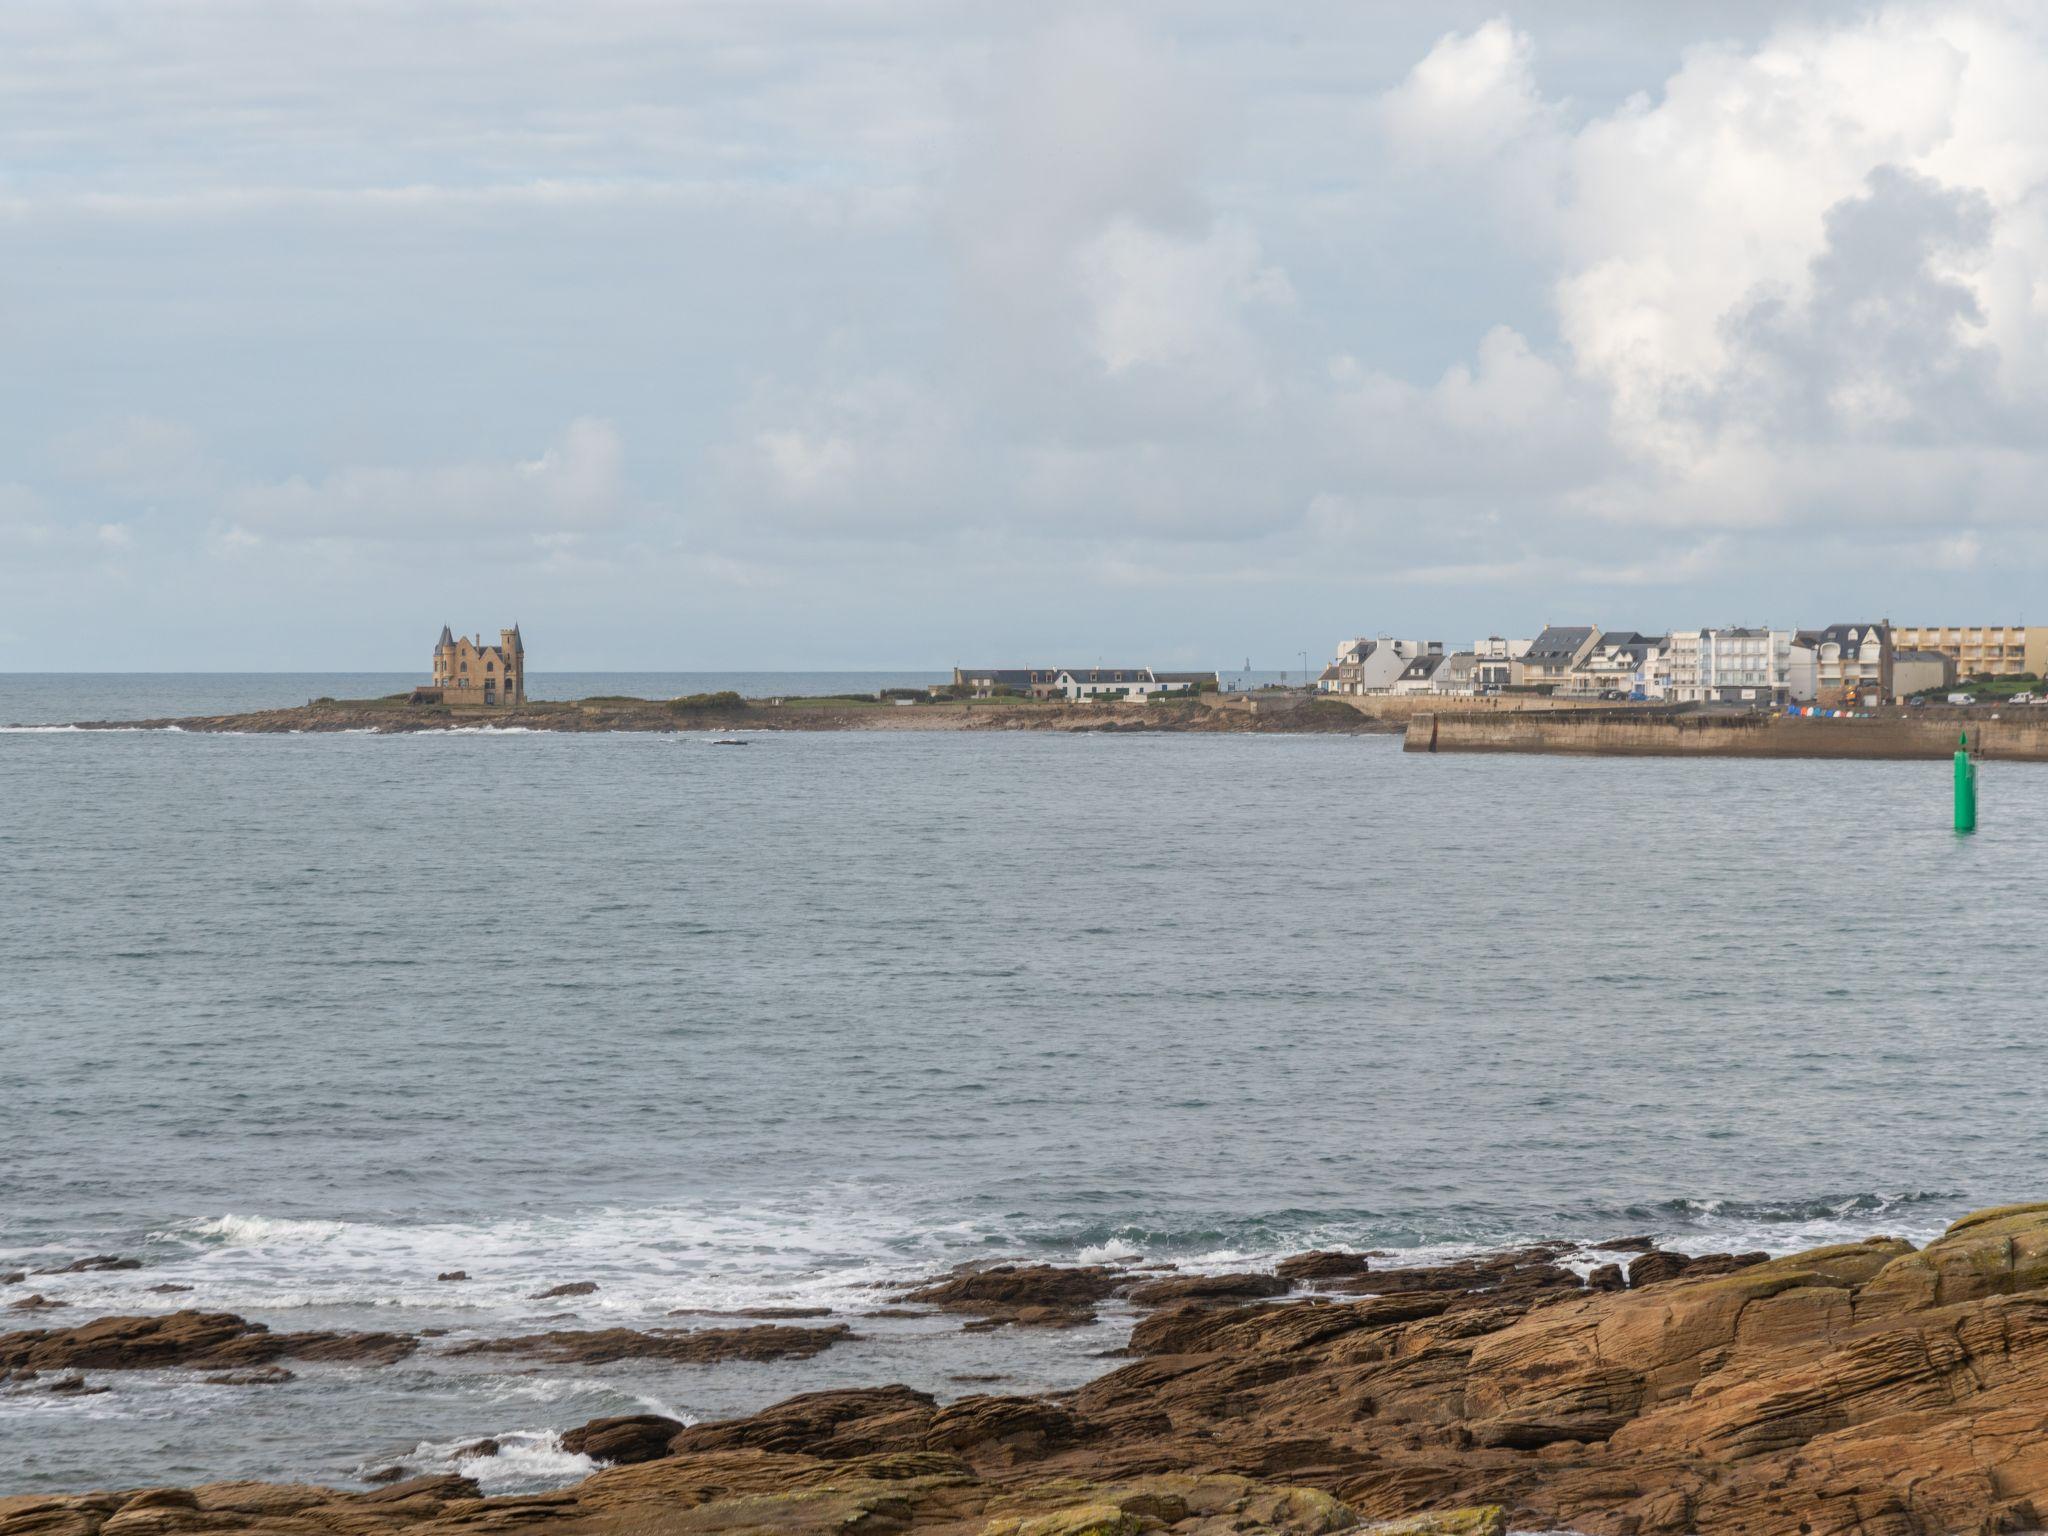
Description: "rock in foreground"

(20, 1207), (2048, 1534)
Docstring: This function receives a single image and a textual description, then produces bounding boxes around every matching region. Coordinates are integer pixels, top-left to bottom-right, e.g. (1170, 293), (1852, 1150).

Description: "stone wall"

(1404, 709), (2048, 760)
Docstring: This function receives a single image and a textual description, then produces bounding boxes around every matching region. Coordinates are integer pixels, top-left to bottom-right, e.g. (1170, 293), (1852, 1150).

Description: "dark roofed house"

(1512, 625), (1600, 689)
(1793, 622), (1892, 704)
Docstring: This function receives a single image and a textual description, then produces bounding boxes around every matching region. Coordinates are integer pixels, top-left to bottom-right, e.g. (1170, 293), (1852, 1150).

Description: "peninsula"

(64, 690), (1395, 735)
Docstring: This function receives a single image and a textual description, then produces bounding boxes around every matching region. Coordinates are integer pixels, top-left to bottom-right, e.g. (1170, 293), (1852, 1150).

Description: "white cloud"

(228, 419), (636, 546)
(1382, 19), (1550, 165)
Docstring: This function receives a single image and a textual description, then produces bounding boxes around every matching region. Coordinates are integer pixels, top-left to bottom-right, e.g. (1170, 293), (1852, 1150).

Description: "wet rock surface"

(23, 1211), (2048, 1534)
(448, 1322), (853, 1365)
(0, 1310), (418, 1372)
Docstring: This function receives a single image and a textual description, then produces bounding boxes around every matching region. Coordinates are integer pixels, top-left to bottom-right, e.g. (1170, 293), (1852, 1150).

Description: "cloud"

(53, 417), (211, 498)
(1382, 19), (1550, 165)
(227, 419), (637, 549)
(19, 1), (2048, 666)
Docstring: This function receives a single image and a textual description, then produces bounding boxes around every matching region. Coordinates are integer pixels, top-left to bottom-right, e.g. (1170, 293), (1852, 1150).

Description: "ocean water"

(2, 675), (2043, 1494)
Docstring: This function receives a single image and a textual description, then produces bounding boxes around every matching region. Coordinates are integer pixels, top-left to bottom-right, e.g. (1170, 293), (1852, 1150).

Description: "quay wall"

(1404, 710), (2048, 761)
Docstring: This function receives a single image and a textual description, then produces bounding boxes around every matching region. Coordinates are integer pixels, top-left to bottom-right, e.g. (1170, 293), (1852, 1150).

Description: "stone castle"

(420, 624), (525, 707)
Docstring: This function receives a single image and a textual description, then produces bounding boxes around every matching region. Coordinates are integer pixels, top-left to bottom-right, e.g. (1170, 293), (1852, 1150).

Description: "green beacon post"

(1955, 730), (1977, 833)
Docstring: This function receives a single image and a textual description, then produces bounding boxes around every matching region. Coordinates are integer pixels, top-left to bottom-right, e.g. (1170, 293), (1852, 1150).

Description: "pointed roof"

(438, 624), (454, 647)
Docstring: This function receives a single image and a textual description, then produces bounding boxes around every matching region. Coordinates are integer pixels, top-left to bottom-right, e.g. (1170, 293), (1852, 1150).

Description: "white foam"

(124, 1195), (971, 1320)
(1074, 1238), (1145, 1265)
(399, 1429), (598, 1493)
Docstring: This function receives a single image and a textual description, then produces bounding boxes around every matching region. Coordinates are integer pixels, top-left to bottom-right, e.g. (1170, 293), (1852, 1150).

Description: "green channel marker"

(1955, 730), (1977, 833)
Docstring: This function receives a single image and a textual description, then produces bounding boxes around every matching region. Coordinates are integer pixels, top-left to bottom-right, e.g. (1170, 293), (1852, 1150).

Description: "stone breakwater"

(63, 694), (1394, 736)
(15, 1205), (2048, 1534)
(1405, 707), (2048, 760)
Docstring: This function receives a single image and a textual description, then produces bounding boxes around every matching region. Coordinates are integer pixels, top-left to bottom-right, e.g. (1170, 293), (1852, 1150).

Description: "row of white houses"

(1318, 623), (1924, 707)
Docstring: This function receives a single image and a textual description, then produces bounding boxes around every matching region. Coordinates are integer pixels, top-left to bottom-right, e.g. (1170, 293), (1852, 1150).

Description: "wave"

(11, 1188), (1968, 1330)
(391, 1430), (597, 1494)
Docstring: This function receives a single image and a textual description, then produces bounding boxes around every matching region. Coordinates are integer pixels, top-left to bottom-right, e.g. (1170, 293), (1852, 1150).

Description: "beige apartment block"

(1891, 625), (2047, 679)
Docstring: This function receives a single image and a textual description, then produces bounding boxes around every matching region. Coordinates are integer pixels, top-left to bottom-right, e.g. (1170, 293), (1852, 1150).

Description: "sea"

(1, 672), (2041, 1496)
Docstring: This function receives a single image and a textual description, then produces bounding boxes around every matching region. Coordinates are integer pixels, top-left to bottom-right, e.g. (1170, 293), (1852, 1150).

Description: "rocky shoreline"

(54, 693), (1393, 736)
(11, 1204), (2048, 1534)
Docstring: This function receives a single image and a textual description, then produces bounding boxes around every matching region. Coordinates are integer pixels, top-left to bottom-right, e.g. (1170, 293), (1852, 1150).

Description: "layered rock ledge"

(12, 1206), (2048, 1534)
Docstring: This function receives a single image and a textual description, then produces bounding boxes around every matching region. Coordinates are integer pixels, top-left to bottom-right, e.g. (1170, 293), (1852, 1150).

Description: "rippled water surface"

(2, 675), (2042, 1492)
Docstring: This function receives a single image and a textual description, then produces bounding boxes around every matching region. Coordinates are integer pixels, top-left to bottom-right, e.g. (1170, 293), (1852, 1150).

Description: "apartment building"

(1666, 628), (1793, 707)
(1890, 625), (2048, 680)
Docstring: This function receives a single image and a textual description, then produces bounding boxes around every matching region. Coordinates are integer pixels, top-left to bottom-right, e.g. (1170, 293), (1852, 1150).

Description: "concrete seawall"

(1404, 709), (2048, 760)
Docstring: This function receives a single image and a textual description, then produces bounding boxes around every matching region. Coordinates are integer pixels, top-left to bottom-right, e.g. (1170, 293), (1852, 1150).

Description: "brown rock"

(202, 1366), (294, 1386)
(8, 1293), (66, 1311)
(147, 1284), (193, 1294)
(436, 1271), (469, 1282)
(561, 1414), (688, 1464)
(351, 1473), (479, 1503)
(35, 1255), (143, 1275)
(528, 1280), (598, 1298)
(961, 1305), (1098, 1331)
(1125, 1273), (1289, 1306)
(30, 1373), (108, 1395)
(924, 1395), (1075, 1459)
(668, 1385), (938, 1457)
(0, 1271), (23, 1286)
(667, 1306), (835, 1320)
(448, 1322), (850, 1365)
(0, 1310), (416, 1372)
(452, 1438), (500, 1459)
(1584, 1263), (1625, 1291)
(898, 1264), (1124, 1312)
(1590, 1235), (1657, 1253)
(1625, 1250), (1692, 1287)
(1275, 1251), (1373, 1283)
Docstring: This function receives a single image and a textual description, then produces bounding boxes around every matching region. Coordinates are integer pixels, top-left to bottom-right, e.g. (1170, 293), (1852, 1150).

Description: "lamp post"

(1300, 651), (1309, 689)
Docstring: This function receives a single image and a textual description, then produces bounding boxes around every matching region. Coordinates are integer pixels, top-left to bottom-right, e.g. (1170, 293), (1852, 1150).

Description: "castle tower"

(499, 625), (524, 703)
(434, 624), (456, 687)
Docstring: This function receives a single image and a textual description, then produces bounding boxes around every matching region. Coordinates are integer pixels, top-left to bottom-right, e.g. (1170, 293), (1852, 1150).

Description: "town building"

(417, 625), (525, 707)
(1666, 628), (1793, 707)
(1390, 652), (1452, 694)
(1890, 625), (2048, 680)
(953, 667), (1065, 698)
(1471, 637), (1531, 693)
(1792, 623), (1892, 707)
(1317, 637), (1440, 695)
(1431, 652), (1478, 695)
(1565, 632), (1666, 698)
(1893, 649), (1958, 699)
(1510, 626), (1600, 690)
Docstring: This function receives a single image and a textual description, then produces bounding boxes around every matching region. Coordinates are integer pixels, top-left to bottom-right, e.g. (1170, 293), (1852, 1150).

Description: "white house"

(1053, 667), (1201, 701)
(1318, 637), (1440, 695)
(1471, 637), (1531, 693)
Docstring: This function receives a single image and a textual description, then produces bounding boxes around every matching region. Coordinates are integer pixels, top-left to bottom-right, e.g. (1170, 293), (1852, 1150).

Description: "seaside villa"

(411, 625), (526, 707)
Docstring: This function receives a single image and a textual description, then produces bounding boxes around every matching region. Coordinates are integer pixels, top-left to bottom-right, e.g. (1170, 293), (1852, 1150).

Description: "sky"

(5, 0), (2048, 670)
